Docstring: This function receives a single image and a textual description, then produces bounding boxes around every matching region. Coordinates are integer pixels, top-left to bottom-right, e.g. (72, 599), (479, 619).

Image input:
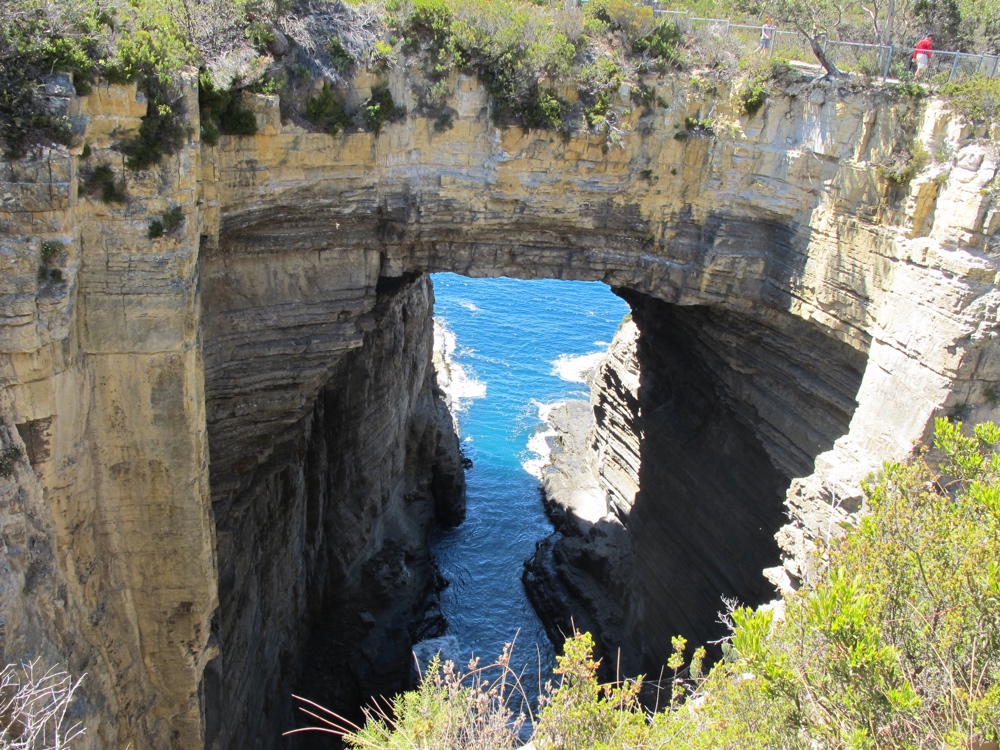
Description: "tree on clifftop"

(734, 0), (849, 76)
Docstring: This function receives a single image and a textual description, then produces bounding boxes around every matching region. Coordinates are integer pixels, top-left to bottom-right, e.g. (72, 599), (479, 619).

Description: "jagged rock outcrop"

(1, 66), (999, 748)
(527, 290), (869, 671)
(206, 272), (465, 749)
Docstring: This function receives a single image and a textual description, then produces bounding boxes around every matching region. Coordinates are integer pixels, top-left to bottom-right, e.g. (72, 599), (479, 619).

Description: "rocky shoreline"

(523, 382), (640, 679)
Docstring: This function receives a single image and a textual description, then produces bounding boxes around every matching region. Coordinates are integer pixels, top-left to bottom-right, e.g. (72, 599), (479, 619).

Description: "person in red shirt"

(913, 34), (933, 78)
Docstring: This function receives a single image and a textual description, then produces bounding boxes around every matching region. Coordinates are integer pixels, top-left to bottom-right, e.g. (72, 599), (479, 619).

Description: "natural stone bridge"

(1, 70), (998, 749)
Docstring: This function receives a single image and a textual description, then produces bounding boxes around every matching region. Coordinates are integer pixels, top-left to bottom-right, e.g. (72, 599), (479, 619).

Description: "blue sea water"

(429, 272), (631, 702)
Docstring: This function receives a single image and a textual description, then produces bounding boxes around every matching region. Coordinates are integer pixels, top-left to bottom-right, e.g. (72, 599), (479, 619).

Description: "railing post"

(948, 51), (960, 82)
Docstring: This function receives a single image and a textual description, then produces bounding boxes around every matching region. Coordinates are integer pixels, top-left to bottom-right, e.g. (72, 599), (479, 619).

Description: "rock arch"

(1, 73), (998, 748)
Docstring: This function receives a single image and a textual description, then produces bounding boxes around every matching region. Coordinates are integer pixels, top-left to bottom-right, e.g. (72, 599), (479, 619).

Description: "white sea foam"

(459, 300), (481, 312)
(434, 319), (486, 421)
(521, 399), (565, 479)
(550, 351), (606, 383)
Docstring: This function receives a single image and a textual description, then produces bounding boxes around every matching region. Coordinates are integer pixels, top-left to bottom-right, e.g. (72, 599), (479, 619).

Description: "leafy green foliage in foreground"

(305, 418), (1000, 749)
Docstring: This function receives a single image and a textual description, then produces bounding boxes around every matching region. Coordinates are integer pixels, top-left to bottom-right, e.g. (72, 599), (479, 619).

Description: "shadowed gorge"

(624, 295), (866, 658)
(524, 291), (868, 674)
(1, 71), (999, 749)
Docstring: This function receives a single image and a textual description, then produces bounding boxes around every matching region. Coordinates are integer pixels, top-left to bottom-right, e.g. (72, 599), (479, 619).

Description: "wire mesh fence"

(647, 7), (1000, 83)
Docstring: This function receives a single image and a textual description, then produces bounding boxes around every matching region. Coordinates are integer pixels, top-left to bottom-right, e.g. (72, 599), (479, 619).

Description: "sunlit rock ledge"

(1, 67), (999, 748)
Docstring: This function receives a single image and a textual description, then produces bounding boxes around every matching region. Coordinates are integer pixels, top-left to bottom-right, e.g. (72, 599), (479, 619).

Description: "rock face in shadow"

(203, 273), (465, 749)
(526, 291), (868, 674)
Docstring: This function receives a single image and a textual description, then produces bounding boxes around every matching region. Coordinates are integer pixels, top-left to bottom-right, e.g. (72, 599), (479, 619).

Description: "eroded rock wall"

(204, 272), (465, 749)
(0, 79), (216, 748)
(527, 291), (868, 671)
(1, 67), (999, 748)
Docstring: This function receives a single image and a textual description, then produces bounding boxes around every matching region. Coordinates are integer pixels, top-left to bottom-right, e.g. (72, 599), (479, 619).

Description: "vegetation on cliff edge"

(3, 0), (999, 162)
(292, 418), (1000, 749)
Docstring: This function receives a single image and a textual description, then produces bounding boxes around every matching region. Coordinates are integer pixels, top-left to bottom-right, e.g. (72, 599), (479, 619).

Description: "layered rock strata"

(1, 68), (999, 748)
(527, 289), (868, 672)
(203, 272), (465, 749)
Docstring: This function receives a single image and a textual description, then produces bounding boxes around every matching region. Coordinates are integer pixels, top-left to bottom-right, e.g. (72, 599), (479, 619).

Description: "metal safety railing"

(643, 7), (1000, 82)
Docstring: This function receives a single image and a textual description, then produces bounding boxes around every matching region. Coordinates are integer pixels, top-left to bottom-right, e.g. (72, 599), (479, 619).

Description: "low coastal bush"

(0, 443), (22, 478)
(631, 17), (684, 66)
(364, 85), (406, 134)
(199, 72), (259, 142)
(735, 79), (767, 116)
(149, 206), (185, 239)
(80, 164), (126, 204)
(584, 0), (656, 44)
(292, 418), (1000, 749)
(306, 86), (351, 135)
(941, 76), (1000, 125)
(1, 0), (684, 152)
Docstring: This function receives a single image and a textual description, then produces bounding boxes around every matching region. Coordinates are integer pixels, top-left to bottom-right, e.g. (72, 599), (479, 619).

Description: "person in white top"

(756, 19), (776, 53)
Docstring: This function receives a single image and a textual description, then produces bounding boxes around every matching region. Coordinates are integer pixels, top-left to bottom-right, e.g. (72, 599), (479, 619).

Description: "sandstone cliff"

(1, 66), (999, 747)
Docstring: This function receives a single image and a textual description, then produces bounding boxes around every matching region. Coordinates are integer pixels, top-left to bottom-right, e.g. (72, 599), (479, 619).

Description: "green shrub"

(38, 35), (98, 92)
(218, 106), (257, 136)
(101, 22), (198, 170)
(433, 111), (455, 131)
(364, 85), (405, 134)
(534, 632), (649, 750)
(326, 419), (1000, 750)
(878, 140), (929, 184)
(49, 268), (63, 283)
(40, 241), (62, 263)
(297, 644), (528, 748)
(162, 205), (184, 232)
(941, 76), (1000, 125)
(371, 39), (395, 68)
(199, 73), (259, 138)
(120, 94), (189, 170)
(891, 79), (927, 99)
(149, 206), (184, 238)
(522, 88), (567, 130)
(631, 18), (683, 65)
(201, 119), (220, 146)
(767, 57), (793, 77)
(81, 164), (126, 203)
(736, 80), (767, 116)
(0, 444), (23, 478)
(245, 20), (275, 50)
(401, 0), (455, 64)
(447, 0), (573, 127)
(630, 81), (667, 110)
(583, 16), (611, 37)
(684, 115), (714, 135)
(853, 52), (880, 79)
(580, 57), (624, 130)
(305, 85), (351, 135)
(328, 36), (354, 74)
(0, 58), (72, 158)
(584, 0), (655, 43)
